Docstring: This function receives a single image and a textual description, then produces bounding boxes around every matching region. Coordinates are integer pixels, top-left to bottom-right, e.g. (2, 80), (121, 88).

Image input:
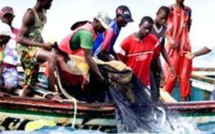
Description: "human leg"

(20, 50), (39, 97)
(36, 48), (58, 92)
(164, 52), (179, 94)
(179, 55), (192, 101)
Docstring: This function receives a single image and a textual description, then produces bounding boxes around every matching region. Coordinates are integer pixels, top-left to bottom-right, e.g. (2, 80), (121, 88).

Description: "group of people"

(0, 0), (197, 102)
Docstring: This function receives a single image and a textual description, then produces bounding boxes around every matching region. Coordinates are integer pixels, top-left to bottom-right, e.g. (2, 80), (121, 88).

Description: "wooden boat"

(0, 67), (215, 132)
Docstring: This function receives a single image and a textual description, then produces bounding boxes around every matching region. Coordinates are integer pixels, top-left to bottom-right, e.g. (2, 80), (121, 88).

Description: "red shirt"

(119, 34), (158, 85)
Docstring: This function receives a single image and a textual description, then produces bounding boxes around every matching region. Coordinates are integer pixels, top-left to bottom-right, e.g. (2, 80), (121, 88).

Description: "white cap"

(94, 11), (111, 30)
(0, 22), (15, 38)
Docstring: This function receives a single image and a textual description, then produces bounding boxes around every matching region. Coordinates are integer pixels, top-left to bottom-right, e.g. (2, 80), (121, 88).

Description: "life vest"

(58, 22), (97, 56)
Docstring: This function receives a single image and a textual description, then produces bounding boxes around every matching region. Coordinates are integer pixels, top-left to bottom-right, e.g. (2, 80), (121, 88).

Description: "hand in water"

(185, 52), (195, 60)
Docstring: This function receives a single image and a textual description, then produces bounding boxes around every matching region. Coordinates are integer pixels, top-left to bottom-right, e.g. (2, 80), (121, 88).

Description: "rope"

(55, 67), (78, 128)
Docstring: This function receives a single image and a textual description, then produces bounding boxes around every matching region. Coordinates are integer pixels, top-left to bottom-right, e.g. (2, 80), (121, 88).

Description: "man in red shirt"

(118, 16), (157, 87)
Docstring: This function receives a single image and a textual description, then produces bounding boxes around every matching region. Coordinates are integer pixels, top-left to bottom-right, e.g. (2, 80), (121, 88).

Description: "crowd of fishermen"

(0, 0), (205, 102)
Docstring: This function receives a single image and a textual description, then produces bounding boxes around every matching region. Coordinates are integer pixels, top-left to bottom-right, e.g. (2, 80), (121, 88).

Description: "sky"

(0, 0), (215, 67)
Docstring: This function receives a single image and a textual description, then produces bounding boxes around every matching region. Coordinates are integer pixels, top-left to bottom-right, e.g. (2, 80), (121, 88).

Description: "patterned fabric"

(1, 28), (19, 88)
(18, 8), (46, 87)
(2, 67), (18, 88)
(0, 47), (3, 62)
(3, 39), (18, 65)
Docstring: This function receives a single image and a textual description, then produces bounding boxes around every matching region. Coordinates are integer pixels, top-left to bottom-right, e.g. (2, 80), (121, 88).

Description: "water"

(1, 121), (215, 134)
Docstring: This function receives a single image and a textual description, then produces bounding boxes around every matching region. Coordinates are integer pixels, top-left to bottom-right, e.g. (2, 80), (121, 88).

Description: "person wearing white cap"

(0, 22), (15, 90)
(58, 11), (111, 102)
(59, 11), (111, 82)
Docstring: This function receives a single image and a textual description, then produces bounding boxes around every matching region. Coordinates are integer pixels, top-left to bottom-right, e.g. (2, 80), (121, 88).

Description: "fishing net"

(56, 55), (174, 133)
(98, 65), (173, 133)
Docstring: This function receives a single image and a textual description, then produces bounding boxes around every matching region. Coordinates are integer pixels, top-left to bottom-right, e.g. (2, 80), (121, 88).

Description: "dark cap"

(0, 6), (14, 17)
(116, 5), (133, 23)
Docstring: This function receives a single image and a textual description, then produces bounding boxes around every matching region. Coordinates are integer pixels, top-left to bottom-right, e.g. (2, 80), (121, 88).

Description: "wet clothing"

(18, 8), (46, 87)
(164, 5), (192, 98)
(93, 20), (121, 59)
(150, 25), (167, 101)
(119, 34), (158, 86)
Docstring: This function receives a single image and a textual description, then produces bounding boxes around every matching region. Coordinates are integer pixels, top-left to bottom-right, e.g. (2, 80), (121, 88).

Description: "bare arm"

(17, 10), (45, 48)
(100, 29), (115, 61)
(161, 40), (172, 67)
(99, 51), (115, 61)
(194, 47), (211, 57)
(83, 48), (104, 81)
(185, 47), (212, 60)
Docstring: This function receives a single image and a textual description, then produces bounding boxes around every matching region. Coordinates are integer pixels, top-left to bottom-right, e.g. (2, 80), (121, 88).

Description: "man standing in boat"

(93, 5), (133, 61)
(0, 6), (19, 94)
(164, 0), (192, 101)
(17, 0), (61, 97)
(118, 16), (157, 88)
(150, 6), (175, 102)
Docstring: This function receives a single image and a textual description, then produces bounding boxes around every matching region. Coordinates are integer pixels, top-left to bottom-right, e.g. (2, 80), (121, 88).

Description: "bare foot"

(19, 89), (31, 97)
(52, 94), (63, 103)
(44, 93), (63, 103)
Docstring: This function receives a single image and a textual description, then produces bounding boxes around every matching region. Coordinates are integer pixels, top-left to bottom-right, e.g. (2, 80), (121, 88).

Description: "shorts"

(2, 67), (18, 88)
(19, 46), (40, 88)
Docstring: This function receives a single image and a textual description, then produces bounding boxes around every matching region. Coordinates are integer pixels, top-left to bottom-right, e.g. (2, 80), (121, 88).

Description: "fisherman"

(17, 0), (63, 97)
(164, 0), (192, 101)
(0, 22), (15, 91)
(58, 11), (111, 102)
(150, 6), (175, 102)
(93, 5), (133, 61)
(0, 6), (19, 94)
(118, 16), (157, 87)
